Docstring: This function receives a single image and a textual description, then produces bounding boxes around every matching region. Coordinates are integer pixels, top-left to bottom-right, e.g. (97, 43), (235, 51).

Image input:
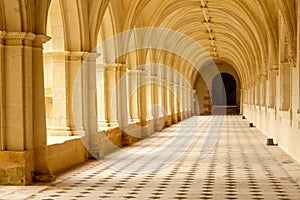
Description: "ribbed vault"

(96, 0), (296, 90)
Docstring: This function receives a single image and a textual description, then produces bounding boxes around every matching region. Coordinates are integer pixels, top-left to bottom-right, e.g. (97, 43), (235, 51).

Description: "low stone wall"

(47, 138), (86, 174)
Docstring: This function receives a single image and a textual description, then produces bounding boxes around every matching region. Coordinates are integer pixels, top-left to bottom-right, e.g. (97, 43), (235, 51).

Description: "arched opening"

(212, 73), (238, 115)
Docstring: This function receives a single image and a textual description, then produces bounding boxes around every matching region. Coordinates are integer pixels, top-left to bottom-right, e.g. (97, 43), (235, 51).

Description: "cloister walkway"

(1, 116), (300, 200)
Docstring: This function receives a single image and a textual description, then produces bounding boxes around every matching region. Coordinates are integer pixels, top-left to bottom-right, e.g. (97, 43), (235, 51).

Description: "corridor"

(1, 116), (300, 200)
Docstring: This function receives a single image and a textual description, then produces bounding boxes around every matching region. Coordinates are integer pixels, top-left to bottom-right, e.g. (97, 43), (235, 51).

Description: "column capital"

(67, 52), (88, 61)
(106, 63), (129, 71)
(0, 31), (6, 45)
(2, 32), (50, 47)
(84, 52), (100, 62)
(44, 51), (87, 62)
(33, 34), (51, 48)
(5, 32), (34, 46)
(128, 69), (143, 76)
(288, 55), (296, 67)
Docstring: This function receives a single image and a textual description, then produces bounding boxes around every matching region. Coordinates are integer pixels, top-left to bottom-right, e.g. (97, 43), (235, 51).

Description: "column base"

(132, 117), (140, 123)
(0, 151), (34, 185)
(88, 150), (104, 160)
(109, 121), (119, 128)
(154, 117), (165, 131)
(177, 113), (182, 122)
(182, 111), (188, 119)
(165, 115), (173, 127)
(172, 113), (178, 124)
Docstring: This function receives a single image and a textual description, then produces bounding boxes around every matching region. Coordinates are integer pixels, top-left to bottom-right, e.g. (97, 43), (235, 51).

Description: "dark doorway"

(212, 73), (237, 106)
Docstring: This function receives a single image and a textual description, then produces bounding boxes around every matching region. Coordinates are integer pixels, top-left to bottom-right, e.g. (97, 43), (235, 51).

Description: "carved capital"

(66, 52), (86, 61)
(33, 34), (51, 48)
(5, 32), (28, 46)
(84, 52), (100, 62)
(0, 31), (6, 45)
(288, 56), (296, 67)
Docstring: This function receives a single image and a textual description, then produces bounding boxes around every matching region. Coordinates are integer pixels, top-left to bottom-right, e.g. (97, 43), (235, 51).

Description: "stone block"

(47, 138), (87, 174)
(0, 151), (34, 185)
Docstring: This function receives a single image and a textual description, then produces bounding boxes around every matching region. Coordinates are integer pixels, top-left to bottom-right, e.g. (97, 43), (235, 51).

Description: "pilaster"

(0, 32), (53, 185)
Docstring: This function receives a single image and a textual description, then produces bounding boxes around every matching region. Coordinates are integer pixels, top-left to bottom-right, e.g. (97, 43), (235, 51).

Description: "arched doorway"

(212, 73), (238, 114)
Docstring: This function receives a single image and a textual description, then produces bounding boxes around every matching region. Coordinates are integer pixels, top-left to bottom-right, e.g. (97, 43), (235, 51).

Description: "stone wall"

(47, 138), (87, 174)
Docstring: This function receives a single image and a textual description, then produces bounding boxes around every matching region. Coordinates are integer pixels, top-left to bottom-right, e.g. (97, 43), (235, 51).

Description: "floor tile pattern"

(1, 116), (300, 200)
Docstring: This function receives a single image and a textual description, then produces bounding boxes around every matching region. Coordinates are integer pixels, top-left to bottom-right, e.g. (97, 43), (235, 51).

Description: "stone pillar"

(181, 78), (187, 119)
(255, 80), (260, 106)
(102, 64), (129, 127)
(176, 83), (182, 121)
(187, 87), (193, 117)
(168, 79), (177, 124)
(128, 69), (140, 123)
(151, 75), (161, 130)
(145, 76), (153, 122)
(280, 63), (291, 110)
(157, 78), (165, 118)
(190, 88), (194, 116)
(44, 52), (85, 136)
(161, 76), (171, 126)
(268, 67), (278, 108)
(140, 69), (153, 125)
(82, 53), (102, 159)
(260, 74), (267, 106)
(96, 64), (108, 127)
(105, 65), (119, 127)
(116, 64), (129, 128)
(184, 82), (190, 118)
(240, 89), (244, 115)
(0, 32), (53, 185)
(0, 32), (4, 151)
(193, 90), (199, 115)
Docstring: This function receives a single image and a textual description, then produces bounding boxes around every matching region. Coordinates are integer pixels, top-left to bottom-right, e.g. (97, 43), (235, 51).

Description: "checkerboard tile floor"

(1, 116), (300, 200)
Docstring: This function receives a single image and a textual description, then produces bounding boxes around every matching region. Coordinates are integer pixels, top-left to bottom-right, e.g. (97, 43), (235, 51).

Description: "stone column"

(151, 74), (161, 131)
(268, 67), (278, 108)
(145, 76), (153, 122)
(192, 90), (199, 115)
(181, 78), (187, 119)
(82, 53), (102, 159)
(260, 74), (267, 107)
(116, 64), (129, 128)
(44, 52), (85, 136)
(139, 69), (153, 126)
(184, 82), (190, 118)
(187, 87), (193, 117)
(96, 64), (108, 127)
(240, 89), (244, 115)
(168, 80), (177, 124)
(176, 82), (182, 121)
(255, 80), (260, 106)
(128, 69), (140, 123)
(280, 63), (291, 111)
(157, 78), (164, 118)
(105, 65), (119, 127)
(0, 32), (53, 185)
(161, 76), (171, 126)
(190, 89), (193, 115)
(0, 32), (4, 151)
